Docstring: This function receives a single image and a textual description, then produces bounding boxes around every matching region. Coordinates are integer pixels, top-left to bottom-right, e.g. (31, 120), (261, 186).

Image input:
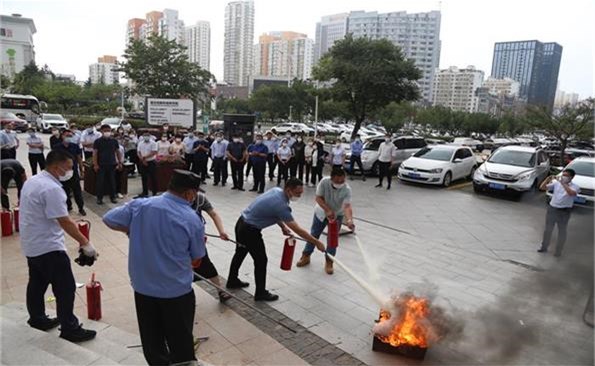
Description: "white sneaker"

(117, 193), (124, 199)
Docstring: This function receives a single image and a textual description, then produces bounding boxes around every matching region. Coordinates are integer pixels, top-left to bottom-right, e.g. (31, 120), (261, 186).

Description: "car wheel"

(442, 172), (452, 187)
(371, 162), (380, 177)
(532, 179), (539, 191)
(271, 129), (277, 134)
(468, 165), (476, 180)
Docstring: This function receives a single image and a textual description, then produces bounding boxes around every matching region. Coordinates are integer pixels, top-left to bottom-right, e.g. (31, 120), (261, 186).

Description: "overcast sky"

(4, 0), (594, 98)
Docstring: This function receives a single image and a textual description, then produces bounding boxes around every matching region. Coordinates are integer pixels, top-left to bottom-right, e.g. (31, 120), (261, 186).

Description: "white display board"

(146, 98), (194, 127)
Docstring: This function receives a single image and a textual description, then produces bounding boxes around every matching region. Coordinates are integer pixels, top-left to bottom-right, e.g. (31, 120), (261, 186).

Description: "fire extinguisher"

(13, 207), (19, 232)
(86, 272), (102, 320)
(78, 220), (91, 240)
(327, 219), (339, 249)
(1, 210), (13, 237)
(280, 237), (297, 271)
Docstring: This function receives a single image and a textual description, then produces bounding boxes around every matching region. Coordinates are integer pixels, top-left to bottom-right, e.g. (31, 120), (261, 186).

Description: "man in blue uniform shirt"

(103, 170), (206, 365)
(248, 134), (268, 193)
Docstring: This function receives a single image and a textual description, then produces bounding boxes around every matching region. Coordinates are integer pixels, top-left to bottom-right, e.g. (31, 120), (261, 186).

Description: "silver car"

(344, 136), (427, 175)
(473, 146), (550, 194)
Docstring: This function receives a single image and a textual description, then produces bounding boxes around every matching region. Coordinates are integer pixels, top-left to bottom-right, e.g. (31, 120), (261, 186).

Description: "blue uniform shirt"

(210, 139), (229, 158)
(192, 139), (210, 159)
(351, 140), (364, 156)
(242, 187), (294, 229)
(103, 193), (206, 298)
(263, 138), (279, 154)
(248, 143), (268, 163)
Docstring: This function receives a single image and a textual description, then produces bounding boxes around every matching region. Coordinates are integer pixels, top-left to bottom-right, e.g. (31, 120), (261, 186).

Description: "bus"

(0, 94), (44, 124)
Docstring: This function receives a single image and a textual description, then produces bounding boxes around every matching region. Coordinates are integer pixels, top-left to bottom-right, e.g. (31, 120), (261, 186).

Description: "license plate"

(408, 173), (420, 178)
(575, 196), (587, 204)
(489, 183), (506, 190)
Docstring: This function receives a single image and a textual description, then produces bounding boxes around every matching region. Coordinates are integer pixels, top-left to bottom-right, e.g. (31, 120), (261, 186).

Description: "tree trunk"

(351, 119), (363, 140)
(559, 139), (567, 167)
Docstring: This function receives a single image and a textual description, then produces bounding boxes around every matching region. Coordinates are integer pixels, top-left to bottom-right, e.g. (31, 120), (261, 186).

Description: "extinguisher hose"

(204, 233), (246, 248)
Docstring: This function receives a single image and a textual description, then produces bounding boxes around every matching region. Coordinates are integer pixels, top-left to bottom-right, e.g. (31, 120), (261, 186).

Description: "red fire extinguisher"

(13, 207), (19, 232)
(86, 272), (102, 320)
(280, 237), (297, 271)
(1, 211), (13, 237)
(327, 219), (339, 249)
(78, 220), (91, 240)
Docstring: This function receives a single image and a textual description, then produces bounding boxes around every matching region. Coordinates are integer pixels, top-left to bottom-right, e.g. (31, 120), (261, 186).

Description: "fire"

(375, 295), (432, 348)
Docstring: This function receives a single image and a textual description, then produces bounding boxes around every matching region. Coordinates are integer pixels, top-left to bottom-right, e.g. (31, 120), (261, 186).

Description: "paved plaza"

(1, 134), (594, 365)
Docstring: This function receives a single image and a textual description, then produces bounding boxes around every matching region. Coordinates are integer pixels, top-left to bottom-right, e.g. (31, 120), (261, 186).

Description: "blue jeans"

(303, 215), (343, 256)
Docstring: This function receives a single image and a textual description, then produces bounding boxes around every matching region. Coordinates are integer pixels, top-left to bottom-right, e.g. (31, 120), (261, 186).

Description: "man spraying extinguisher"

(19, 150), (98, 343)
(296, 168), (355, 274)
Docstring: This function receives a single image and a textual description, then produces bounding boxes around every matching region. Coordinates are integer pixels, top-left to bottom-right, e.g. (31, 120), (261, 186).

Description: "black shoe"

(78, 208), (87, 216)
(222, 183), (226, 187)
(96, 199), (104, 205)
(537, 248), (547, 253)
(213, 183), (219, 186)
(110, 198), (117, 204)
(133, 194), (147, 199)
(249, 188), (258, 192)
(375, 184), (382, 188)
(60, 325), (97, 343)
(231, 186), (238, 190)
(28, 317), (59, 331)
(387, 186), (391, 190)
(362, 177), (366, 181)
(254, 291), (279, 302)
(554, 252), (562, 257)
(238, 188), (245, 191)
(218, 291), (232, 304)
(226, 279), (250, 289)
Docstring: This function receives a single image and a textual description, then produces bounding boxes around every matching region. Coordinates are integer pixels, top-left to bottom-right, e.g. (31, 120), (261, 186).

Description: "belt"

(238, 216), (260, 231)
(551, 205), (572, 210)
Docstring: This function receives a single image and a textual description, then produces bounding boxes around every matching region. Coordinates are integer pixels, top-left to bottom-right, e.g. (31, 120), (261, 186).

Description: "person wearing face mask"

(183, 131), (198, 171)
(330, 140), (346, 170)
(19, 150), (98, 343)
(226, 134), (248, 191)
(93, 125), (123, 205)
(69, 124), (82, 146)
(0, 159), (27, 210)
(52, 130), (86, 216)
(296, 168), (355, 274)
(537, 169), (580, 257)
(135, 133), (159, 198)
(0, 122), (19, 159)
(49, 127), (62, 149)
(161, 123), (174, 140)
(247, 134), (268, 193)
(103, 170), (205, 365)
(169, 134), (185, 158)
(290, 134), (305, 180)
(81, 126), (102, 160)
(263, 131), (279, 181)
(376, 133), (396, 190)
(121, 120), (132, 132)
(210, 132), (229, 186)
(26, 128), (46, 175)
(276, 139), (293, 186)
(312, 137), (327, 184)
(349, 134), (366, 181)
(192, 132), (210, 182)
(157, 134), (172, 160)
(226, 178), (326, 301)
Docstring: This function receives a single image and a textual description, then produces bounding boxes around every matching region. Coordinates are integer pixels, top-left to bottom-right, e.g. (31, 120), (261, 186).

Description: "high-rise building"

(126, 18), (145, 46)
(185, 21), (210, 71)
(482, 77), (520, 97)
(89, 55), (119, 84)
(432, 66), (484, 113)
(0, 14), (36, 78)
(490, 40), (562, 110)
(140, 11), (163, 41)
(554, 90), (580, 109)
(253, 31), (314, 81)
(159, 9), (185, 44)
(224, 0), (255, 86)
(127, 10), (185, 47)
(314, 10), (441, 102)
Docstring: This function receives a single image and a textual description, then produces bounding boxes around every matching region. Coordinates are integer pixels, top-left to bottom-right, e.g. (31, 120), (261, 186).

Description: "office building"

(432, 65), (484, 113)
(89, 55), (119, 84)
(314, 13), (349, 64)
(253, 31), (314, 81)
(126, 9), (185, 46)
(185, 21), (210, 71)
(482, 77), (520, 97)
(126, 18), (145, 46)
(0, 14), (36, 78)
(554, 90), (580, 109)
(224, 0), (255, 86)
(159, 9), (185, 44)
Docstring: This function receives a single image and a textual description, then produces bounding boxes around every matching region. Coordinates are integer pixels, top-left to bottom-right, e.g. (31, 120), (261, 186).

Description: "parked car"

(546, 157), (595, 206)
(99, 117), (124, 131)
(453, 137), (484, 152)
(126, 111), (145, 120)
(398, 145), (476, 187)
(271, 122), (314, 135)
(0, 111), (29, 132)
(344, 136), (427, 175)
(38, 113), (68, 132)
(473, 146), (550, 194)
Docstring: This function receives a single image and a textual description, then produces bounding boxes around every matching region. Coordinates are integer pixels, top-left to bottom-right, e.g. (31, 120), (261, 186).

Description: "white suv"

(271, 123), (314, 135)
(344, 136), (427, 175)
(473, 146), (550, 194)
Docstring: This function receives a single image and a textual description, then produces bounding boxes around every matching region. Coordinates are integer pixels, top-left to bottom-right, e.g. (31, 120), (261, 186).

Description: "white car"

(344, 136), (427, 175)
(39, 113), (68, 132)
(271, 122), (314, 135)
(473, 146), (550, 194)
(398, 145), (476, 187)
(99, 117), (124, 130)
(453, 137), (484, 152)
(546, 157), (595, 206)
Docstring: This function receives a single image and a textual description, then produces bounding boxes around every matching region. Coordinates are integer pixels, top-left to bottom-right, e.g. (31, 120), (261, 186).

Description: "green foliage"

(313, 34), (421, 137)
(373, 102), (416, 132)
(120, 35), (214, 103)
(11, 62), (52, 95)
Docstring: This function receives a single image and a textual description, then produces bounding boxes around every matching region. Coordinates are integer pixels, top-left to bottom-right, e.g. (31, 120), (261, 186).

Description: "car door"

(452, 149), (468, 179)
(537, 151), (549, 182)
(393, 139), (408, 165)
(461, 148), (476, 177)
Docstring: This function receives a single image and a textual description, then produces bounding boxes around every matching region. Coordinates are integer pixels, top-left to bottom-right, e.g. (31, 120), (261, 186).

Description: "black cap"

(170, 169), (205, 192)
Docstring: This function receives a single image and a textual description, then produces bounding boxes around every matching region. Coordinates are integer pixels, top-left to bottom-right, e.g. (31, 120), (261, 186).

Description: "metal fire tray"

(372, 336), (427, 359)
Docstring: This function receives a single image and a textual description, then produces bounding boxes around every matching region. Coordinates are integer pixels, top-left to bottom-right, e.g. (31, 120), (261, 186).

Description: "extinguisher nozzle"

(74, 249), (97, 267)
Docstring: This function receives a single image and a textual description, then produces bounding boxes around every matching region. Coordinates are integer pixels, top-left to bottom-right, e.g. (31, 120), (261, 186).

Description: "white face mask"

(233, 138), (240, 143)
(385, 138), (390, 143)
(103, 132), (112, 138)
(175, 138), (182, 143)
(161, 137), (167, 141)
(59, 169), (74, 182)
(52, 131), (59, 136)
(143, 136), (151, 142)
(255, 139), (263, 144)
(163, 126), (169, 131)
(216, 137), (222, 142)
(282, 143), (288, 147)
(332, 182), (345, 189)
(289, 195), (300, 202)
(297, 138), (302, 142)
(561, 176), (571, 184)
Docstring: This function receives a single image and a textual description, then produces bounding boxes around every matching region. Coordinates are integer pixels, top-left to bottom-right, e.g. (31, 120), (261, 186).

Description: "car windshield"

(413, 147), (453, 161)
(0, 112), (18, 119)
(102, 118), (120, 125)
(364, 139), (383, 151)
(44, 114), (64, 121)
(488, 150), (535, 168)
(567, 161), (595, 177)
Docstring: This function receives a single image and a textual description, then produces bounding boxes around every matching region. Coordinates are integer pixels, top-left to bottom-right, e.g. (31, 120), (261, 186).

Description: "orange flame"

(376, 296), (431, 348)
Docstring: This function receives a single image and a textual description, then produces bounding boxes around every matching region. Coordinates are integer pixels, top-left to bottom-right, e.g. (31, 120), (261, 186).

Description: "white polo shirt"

(548, 180), (581, 208)
(378, 141), (396, 163)
(81, 130), (102, 152)
(20, 171), (69, 257)
(137, 140), (158, 162)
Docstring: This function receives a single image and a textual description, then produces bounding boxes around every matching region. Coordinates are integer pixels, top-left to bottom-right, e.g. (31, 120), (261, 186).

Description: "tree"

(498, 114), (527, 137)
(529, 98), (595, 163)
(313, 35), (421, 138)
(120, 35), (214, 102)
(373, 102), (416, 132)
(11, 62), (51, 95)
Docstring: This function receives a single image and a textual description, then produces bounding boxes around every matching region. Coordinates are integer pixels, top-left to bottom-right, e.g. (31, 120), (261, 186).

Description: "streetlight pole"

(314, 80), (319, 138)
(121, 88), (125, 120)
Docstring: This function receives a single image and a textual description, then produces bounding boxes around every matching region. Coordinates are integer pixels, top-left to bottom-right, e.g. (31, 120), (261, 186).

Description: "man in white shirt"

(136, 132), (159, 198)
(330, 141), (346, 169)
(80, 126), (101, 160)
(20, 150), (98, 342)
(26, 127), (46, 175)
(375, 134), (396, 190)
(538, 169), (580, 257)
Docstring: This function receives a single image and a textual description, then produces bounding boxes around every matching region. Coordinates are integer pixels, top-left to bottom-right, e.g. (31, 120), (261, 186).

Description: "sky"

(4, 0), (594, 98)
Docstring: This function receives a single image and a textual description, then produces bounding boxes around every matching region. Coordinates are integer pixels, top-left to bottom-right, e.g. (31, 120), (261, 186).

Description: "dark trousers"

(184, 153), (194, 171)
(541, 206), (572, 255)
(228, 217), (268, 296)
(212, 157), (228, 185)
(126, 150), (138, 174)
(1, 170), (24, 210)
(230, 161), (245, 189)
(267, 154), (277, 180)
(26, 251), (79, 333)
(1, 148), (16, 160)
(350, 155), (364, 175)
(277, 161), (289, 185)
(291, 160), (305, 180)
(245, 160), (253, 177)
(251, 161), (266, 192)
(96, 165), (116, 200)
(139, 161), (157, 196)
(311, 164), (323, 185)
(84, 151), (93, 160)
(305, 162), (313, 184)
(378, 161), (392, 187)
(28, 153), (46, 175)
(134, 290), (196, 366)
(192, 157), (208, 182)
(63, 170), (84, 211)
